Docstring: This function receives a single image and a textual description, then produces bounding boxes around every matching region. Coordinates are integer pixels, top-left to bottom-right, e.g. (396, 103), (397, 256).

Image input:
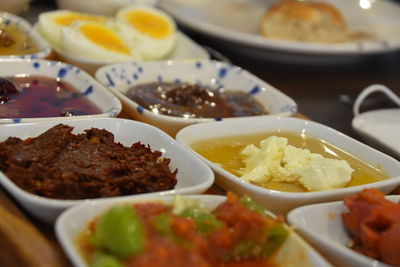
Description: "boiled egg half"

(38, 10), (107, 47)
(115, 5), (177, 60)
(61, 21), (141, 61)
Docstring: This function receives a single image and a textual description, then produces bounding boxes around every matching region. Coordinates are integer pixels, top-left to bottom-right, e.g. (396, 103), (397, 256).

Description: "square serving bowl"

(287, 195), (400, 267)
(175, 116), (400, 214)
(95, 60), (297, 136)
(0, 118), (214, 223)
(0, 59), (122, 124)
(56, 194), (331, 267)
(0, 12), (50, 60)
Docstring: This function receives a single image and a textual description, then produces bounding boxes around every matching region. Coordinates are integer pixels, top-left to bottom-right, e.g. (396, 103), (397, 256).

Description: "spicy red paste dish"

(342, 188), (400, 266)
(78, 192), (288, 267)
(0, 124), (177, 200)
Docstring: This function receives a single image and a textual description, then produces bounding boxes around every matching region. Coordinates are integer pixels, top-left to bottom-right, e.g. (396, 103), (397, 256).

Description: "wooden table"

(2, 1), (400, 266)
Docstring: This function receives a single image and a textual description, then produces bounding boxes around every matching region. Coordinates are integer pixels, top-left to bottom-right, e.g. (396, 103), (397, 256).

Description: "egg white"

(38, 10), (107, 47)
(61, 21), (141, 61)
(115, 5), (177, 60)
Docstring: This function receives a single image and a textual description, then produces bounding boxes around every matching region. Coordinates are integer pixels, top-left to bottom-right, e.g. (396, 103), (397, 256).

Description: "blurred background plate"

(160, 0), (400, 63)
(352, 109), (400, 159)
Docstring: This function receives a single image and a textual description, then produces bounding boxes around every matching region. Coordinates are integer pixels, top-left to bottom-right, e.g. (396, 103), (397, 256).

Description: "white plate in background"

(161, 0), (400, 60)
(352, 109), (400, 158)
(352, 84), (400, 158)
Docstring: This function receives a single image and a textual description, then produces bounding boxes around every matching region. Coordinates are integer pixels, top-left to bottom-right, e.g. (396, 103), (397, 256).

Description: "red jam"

(0, 76), (101, 119)
(125, 82), (267, 118)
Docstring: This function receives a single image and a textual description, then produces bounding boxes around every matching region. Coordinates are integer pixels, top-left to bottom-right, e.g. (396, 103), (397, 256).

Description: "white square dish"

(287, 195), (400, 267)
(0, 118), (214, 223)
(96, 60), (297, 136)
(0, 59), (122, 124)
(175, 116), (400, 214)
(56, 194), (332, 267)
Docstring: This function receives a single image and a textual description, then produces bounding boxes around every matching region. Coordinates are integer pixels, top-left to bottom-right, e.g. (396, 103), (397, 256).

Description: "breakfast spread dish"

(0, 124), (177, 199)
(125, 82), (267, 118)
(342, 188), (400, 266)
(37, 5), (177, 61)
(259, 0), (348, 43)
(77, 192), (289, 267)
(192, 132), (387, 192)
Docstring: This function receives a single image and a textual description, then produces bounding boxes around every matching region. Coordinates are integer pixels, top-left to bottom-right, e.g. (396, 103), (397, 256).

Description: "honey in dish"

(0, 23), (39, 56)
(191, 132), (387, 192)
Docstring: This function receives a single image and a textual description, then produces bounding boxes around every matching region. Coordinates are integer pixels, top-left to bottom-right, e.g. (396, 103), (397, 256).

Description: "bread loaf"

(260, 0), (348, 43)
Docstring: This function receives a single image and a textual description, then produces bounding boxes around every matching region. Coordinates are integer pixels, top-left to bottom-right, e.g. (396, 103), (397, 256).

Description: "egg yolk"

(79, 23), (131, 54)
(54, 13), (105, 26)
(125, 10), (172, 39)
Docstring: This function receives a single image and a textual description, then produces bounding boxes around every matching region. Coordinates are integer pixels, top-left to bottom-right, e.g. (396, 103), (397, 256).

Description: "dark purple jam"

(0, 76), (101, 119)
(125, 82), (267, 118)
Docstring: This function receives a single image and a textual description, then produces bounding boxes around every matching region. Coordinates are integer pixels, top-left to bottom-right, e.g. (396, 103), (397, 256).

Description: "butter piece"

(238, 136), (353, 191)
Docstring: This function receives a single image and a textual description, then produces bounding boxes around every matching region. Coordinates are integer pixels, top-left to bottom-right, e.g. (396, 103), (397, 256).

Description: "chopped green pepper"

(262, 225), (289, 257)
(90, 251), (123, 267)
(240, 195), (273, 218)
(91, 205), (145, 258)
(153, 213), (173, 237)
(232, 240), (259, 258)
(181, 208), (223, 235)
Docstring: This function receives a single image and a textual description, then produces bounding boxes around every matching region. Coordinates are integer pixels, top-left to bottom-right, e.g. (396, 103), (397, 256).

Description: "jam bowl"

(95, 60), (297, 136)
(0, 59), (122, 124)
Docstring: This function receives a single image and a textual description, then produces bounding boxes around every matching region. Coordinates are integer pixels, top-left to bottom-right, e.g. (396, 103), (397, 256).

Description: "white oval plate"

(287, 195), (400, 267)
(56, 194), (332, 267)
(160, 0), (400, 59)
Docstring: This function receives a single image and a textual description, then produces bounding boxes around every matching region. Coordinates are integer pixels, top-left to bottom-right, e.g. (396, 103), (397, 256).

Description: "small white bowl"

(287, 195), (400, 267)
(0, 12), (50, 59)
(0, 118), (214, 223)
(96, 60), (297, 136)
(56, 0), (158, 16)
(0, 59), (121, 124)
(56, 194), (331, 267)
(175, 116), (400, 214)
